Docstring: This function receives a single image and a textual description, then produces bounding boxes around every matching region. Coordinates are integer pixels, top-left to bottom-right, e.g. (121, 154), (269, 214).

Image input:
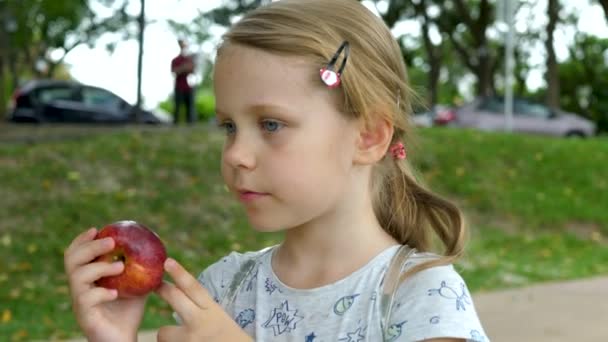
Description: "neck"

(272, 178), (398, 288)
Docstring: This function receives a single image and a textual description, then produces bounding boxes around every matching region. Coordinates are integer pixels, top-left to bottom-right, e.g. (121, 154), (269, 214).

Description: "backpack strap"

(380, 244), (416, 340)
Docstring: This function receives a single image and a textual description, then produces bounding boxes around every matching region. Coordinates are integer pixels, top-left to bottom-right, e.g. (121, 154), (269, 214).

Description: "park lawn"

(0, 125), (606, 340)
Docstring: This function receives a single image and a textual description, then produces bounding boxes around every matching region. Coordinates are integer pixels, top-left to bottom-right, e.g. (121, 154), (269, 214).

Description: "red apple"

(94, 220), (167, 298)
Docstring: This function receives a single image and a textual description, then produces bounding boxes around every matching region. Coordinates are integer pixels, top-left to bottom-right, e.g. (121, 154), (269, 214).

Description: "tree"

(434, 0), (499, 97)
(599, 0), (608, 21)
(545, 0), (561, 109)
(558, 34), (608, 132)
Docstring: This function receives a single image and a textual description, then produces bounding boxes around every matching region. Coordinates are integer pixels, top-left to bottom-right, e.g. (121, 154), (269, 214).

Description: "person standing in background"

(171, 39), (196, 124)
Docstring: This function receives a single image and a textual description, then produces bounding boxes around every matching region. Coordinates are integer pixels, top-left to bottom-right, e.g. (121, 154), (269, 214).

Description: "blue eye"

(218, 121), (236, 135)
(261, 120), (284, 133)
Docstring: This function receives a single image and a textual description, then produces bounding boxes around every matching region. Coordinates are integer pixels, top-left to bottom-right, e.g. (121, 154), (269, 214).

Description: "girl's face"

(214, 44), (360, 231)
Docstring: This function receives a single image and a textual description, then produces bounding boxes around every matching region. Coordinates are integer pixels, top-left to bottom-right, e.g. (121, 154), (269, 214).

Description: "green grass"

(0, 125), (606, 340)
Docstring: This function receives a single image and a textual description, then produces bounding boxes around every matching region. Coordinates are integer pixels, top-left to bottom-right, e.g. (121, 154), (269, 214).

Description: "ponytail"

(373, 156), (467, 280)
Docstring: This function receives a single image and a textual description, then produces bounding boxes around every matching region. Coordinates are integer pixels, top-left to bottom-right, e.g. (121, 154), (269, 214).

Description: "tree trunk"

(0, 56), (6, 119)
(135, 0), (145, 122)
(545, 0), (560, 109)
(599, 0), (608, 21)
(414, 0), (442, 106)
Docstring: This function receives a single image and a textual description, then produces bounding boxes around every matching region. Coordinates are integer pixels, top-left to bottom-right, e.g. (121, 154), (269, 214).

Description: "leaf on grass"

(27, 244), (38, 254)
(1, 234), (11, 247)
(1, 309), (11, 323)
(67, 171), (80, 182)
(54, 285), (69, 294)
(42, 179), (52, 190)
(9, 288), (21, 299)
(9, 262), (32, 272)
(12, 329), (28, 340)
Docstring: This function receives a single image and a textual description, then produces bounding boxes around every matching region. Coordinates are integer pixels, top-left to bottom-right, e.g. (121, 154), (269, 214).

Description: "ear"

(353, 118), (394, 165)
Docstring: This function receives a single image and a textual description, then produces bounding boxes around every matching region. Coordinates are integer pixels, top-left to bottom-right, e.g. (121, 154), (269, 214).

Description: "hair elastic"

(320, 41), (350, 88)
(389, 141), (407, 160)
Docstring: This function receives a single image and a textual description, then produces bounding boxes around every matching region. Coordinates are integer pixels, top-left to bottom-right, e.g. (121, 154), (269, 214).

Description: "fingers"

(75, 287), (118, 312)
(70, 261), (124, 296)
(157, 326), (182, 342)
(155, 281), (200, 325)
(163, 258), (212, 307)
(64, 236), (115, 274)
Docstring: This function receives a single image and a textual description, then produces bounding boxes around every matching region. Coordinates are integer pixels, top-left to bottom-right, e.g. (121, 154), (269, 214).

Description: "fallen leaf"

(1, 234), (11, 247)
(54, 285), (69, 294)
(1, 309), (11, 323)
(67, 171), (80, 181)
(12, 329), (28, 340)
(9, 288), (21, 299)
(27, 244), (38, 254)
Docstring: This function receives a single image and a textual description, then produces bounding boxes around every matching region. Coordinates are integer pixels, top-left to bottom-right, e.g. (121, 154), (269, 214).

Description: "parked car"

(7, 79), (171, 124)
(412, 105), (456, 127)
(453, 97), (596, 137)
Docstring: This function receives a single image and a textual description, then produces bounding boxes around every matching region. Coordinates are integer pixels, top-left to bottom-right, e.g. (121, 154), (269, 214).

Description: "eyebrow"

(216, 103), (293, 117)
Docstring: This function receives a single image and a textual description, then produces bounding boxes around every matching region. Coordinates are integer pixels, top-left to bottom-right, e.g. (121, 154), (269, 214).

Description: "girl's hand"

(155, 258), (253, 342)
(64, 228), (147, 342)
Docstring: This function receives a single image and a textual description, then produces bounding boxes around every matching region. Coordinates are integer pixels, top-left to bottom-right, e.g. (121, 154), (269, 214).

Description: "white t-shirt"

(196, 245), (489, 341)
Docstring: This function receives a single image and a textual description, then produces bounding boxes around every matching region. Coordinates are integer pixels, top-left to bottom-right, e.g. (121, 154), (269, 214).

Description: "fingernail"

(165, 258), (176, 270)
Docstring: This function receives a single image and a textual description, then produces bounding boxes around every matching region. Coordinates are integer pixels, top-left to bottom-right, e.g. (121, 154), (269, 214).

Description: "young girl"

(63, 0), (489, 341)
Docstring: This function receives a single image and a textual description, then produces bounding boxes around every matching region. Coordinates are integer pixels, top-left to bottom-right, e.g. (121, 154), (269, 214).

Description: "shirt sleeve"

(386, 263), (490, 342)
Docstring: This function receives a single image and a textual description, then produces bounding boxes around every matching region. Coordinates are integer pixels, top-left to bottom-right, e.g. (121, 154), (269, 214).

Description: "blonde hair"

(218, 0), (466, 279)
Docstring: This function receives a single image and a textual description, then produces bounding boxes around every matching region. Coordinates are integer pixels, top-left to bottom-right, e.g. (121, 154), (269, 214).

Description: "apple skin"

(94, 220), (167, 298)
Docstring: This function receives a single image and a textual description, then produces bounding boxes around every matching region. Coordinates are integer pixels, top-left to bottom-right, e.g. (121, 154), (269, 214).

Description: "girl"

(63, 0), (489, 341)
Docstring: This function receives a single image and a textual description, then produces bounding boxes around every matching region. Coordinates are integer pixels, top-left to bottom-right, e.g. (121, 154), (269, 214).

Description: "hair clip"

(320, 41), (350, 88)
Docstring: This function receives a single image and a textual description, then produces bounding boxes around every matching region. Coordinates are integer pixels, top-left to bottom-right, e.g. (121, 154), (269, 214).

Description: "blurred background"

(0, 0), (607, 341)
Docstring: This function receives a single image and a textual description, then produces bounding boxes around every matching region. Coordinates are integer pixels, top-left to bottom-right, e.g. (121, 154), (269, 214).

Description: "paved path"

(64, 276), (608, 342)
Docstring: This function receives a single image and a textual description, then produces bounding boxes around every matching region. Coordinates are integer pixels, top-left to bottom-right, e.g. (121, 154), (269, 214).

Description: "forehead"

(213, 44), (330, 111)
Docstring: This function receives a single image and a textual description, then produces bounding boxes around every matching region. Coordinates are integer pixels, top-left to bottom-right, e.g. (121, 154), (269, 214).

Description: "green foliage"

(0, 125), (606, 339)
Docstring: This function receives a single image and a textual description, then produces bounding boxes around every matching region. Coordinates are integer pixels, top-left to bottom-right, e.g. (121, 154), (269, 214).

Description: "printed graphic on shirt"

(333, 294), (360, 315)
(470, 329), (486, 341)
(338, 325), (367, 342)
(427, 281), (472, 311)
(265, 277), (282, 295)
(262, 300), (304, 336)
(429, 315), (440, 324)
(385, 320), (407, 341)
(245, 266), (259, 292)
(235, 309), (255, 329)
(305, 332), (317, 341)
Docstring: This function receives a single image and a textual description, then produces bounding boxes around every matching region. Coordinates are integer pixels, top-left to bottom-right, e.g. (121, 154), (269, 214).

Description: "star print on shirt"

(262, 300), (304, 336)
(338, 326), (366, 342)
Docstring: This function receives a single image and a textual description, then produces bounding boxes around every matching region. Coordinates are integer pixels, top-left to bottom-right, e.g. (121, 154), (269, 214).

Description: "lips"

(237, 189), (269, 202)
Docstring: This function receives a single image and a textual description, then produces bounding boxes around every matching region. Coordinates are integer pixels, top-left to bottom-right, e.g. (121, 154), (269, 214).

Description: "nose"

(223, 133), (257, 170)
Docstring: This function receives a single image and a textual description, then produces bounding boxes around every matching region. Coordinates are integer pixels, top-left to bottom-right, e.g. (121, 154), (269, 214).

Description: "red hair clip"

(389, 141), (407, 160)
(320, 41), (349, 88)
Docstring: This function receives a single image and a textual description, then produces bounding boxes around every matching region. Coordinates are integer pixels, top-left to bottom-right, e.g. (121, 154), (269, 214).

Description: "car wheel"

(565, 131), (585, 138)
(12, 116), (41, 124)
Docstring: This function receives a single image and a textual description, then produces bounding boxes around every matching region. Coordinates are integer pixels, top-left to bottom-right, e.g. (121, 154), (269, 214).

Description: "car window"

(82, 87), (124, 112)
(478, 98), (504, 114)
(514, 100), (550, 118)
(37, 87), (75, 103)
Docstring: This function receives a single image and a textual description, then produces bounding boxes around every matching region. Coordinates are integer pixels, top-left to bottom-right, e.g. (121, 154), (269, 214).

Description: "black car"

(7, 80), (170, 124)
